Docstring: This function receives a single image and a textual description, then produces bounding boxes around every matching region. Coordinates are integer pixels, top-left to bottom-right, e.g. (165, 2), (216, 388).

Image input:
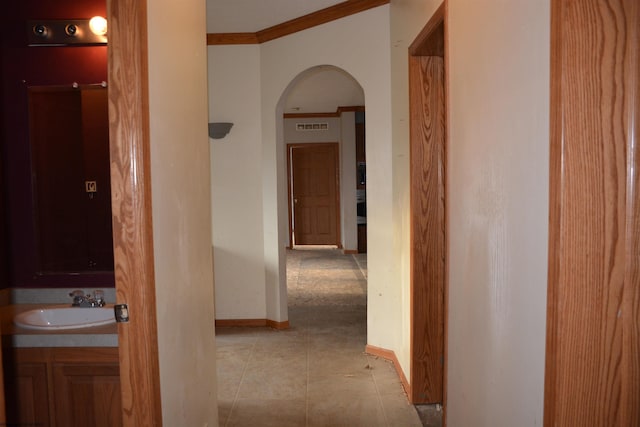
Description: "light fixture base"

(209, 122), (234, 139)
(27, 19), (107, 46)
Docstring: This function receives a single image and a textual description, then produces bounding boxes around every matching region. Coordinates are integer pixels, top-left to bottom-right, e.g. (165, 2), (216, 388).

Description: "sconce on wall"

(28, 17), (108, 46)
(208, 122), (234, 139)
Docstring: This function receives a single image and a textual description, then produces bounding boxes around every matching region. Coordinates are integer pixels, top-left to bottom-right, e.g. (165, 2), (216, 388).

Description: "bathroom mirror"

(28, 84), (114, 274)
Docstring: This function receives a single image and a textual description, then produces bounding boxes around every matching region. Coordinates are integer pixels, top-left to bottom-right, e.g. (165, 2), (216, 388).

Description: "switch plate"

(85, 181), (97, 193)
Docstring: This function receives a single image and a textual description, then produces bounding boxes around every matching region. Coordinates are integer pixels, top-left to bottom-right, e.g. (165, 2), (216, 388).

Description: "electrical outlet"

(85, 181), (97, 192)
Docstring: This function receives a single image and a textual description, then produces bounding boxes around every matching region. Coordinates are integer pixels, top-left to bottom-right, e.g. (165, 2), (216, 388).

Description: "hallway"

(216, 249), (422, 426)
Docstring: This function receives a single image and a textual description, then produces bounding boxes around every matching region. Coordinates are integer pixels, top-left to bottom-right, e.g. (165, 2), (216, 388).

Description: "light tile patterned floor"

(216, 248), (422, 427)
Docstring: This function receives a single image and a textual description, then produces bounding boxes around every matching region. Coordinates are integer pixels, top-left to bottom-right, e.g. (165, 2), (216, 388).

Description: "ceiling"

(206, 1), (366, 114)
(206, 0), (345, 33)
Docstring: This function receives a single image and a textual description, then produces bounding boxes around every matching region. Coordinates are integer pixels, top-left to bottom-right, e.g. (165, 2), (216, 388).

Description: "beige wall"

(209, 45), (267, 320)
(208, 6), (397, 328)
(147, 0), (218, 424)
(207, 0), (439, 383)
(260, 5), (394, 326)
(446, 0), (550, 425)
(339, 112), (358, 252)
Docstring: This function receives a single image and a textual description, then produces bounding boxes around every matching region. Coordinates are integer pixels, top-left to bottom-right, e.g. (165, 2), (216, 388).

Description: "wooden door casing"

(408, 2), (446, 405)
(545, 0), (640, 425)
(108, 0), (163, 425)
(289, 143), (341, 246)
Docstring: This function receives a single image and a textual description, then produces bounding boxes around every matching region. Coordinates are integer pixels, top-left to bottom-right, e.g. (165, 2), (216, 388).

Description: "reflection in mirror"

(28, 84), (113, 274)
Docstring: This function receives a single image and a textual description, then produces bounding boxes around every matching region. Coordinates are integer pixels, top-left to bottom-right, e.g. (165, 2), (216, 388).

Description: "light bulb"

(89, 16), (107, 36)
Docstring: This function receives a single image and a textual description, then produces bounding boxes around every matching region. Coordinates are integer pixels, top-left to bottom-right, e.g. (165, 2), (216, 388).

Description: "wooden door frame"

(286, 142), (342, 248)
(408, 1), (447, 407)
(544, 0), (639, 425)
(108, 0), (163, 425)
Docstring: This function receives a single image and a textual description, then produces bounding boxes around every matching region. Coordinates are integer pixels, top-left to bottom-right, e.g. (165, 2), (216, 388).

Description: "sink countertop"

(1, 304), (118, 348)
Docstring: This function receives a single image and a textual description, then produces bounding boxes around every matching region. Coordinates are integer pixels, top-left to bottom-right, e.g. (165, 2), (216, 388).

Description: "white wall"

(208, 6), (396, 326)
(207, 2), (442, 382)
(259, 6), (393, 325)
(208, 45), (267, 320)
(339, 112), (357, 252)
(283, 115), (358, 251)
(446, 1), (550, 426)
(147, 0), (218, 425)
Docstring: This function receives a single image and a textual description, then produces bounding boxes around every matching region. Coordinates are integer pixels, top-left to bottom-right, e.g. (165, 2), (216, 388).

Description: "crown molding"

(206, 32), (259, 45)
(207, 0), (390, 45)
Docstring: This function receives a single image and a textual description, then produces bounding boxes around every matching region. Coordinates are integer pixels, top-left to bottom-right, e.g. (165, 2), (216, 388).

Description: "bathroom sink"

(14, 307), (115, 330)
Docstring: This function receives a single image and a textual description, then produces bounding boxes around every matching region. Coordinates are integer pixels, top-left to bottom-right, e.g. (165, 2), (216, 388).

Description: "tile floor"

(216, 248), (423, 427)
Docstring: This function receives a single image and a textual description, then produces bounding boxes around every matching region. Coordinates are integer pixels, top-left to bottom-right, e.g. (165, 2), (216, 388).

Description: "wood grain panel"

(215, 319), (291, 329)
(207, 0), (389, 45)
(108, 0), (162, 425)
(289, 143), (341, 246)
(206, 33), (259, 45)
(4, 347), (121, 426)
(53, 363), (122, 427)
(3, 362), (49, 427)
(545, 0), (640, 425)
(409, 54), (445, 404)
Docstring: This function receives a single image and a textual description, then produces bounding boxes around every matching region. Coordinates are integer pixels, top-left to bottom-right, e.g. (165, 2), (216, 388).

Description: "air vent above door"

(296, 122), (329, 131)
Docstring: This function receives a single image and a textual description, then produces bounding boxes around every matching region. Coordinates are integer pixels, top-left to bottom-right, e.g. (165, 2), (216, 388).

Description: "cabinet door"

(4, 362), (50, 426)
(53, 363), (122, 427)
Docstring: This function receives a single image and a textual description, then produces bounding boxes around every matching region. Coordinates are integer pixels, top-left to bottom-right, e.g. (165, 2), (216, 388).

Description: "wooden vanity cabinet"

(5, 361), (50, 426)
(3, 347), (121, 427)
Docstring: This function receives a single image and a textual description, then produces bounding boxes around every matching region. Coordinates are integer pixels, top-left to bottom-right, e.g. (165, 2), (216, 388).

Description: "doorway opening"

(278, 64), (367, 325)
(408, 1), (447, 409)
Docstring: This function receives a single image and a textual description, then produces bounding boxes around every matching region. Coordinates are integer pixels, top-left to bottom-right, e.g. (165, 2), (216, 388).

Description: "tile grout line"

(351, 253), (368, 281)
(305, 307), (310, 427)
(367, 353), (393, 427)
(299, 253), (311, 427)
(224, 337), (258, 427)
(218, 249), (421, 426)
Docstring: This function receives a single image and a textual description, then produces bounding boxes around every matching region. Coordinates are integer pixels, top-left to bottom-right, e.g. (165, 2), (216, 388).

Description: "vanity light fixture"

(28, 18), (107, 46)
(89, 16), (108, 36)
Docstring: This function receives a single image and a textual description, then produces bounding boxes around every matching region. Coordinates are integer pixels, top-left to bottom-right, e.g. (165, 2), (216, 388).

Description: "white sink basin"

(14, 307), (115, 330)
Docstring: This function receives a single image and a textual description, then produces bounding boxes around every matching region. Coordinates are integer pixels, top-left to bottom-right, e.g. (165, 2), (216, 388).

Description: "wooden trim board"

(408, 1), (446, 406)
(544, 0), (640, 425)
(365, 345), (411, 397)
(207, 0), (389, 45)
(108, 0), (163, 424)
(216, 319), (290, 330)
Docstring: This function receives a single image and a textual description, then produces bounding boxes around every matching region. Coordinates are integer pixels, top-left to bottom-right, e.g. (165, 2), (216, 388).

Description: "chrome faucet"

(69, 290), (106, 307)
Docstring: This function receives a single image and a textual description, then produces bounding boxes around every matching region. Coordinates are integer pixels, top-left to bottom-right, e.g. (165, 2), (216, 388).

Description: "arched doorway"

(276, 65), (366, 320)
